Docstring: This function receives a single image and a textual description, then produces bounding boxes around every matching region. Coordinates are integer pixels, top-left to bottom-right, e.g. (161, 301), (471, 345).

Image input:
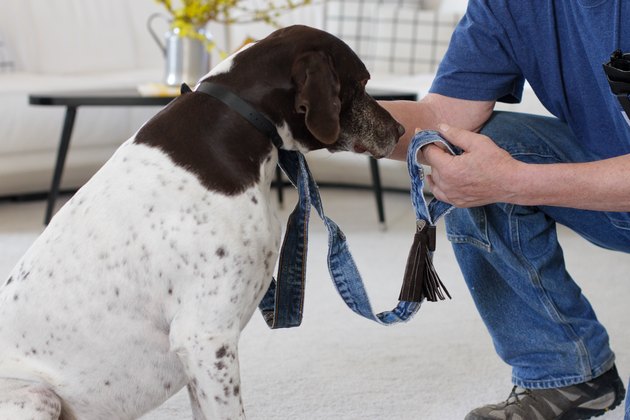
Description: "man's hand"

(422, 124), (522, 207)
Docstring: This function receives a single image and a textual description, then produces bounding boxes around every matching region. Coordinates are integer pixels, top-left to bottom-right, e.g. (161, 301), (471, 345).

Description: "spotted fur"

(0, 25), (403, 419)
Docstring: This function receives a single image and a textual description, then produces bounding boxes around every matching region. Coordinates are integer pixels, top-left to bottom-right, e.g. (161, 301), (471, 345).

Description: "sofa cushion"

(0, 30), (15, 73)
(0, 0), (168, 74)
(31, 0), (139, 74)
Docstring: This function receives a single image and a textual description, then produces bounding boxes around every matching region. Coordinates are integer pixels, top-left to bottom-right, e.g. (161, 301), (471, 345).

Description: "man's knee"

(480, 111), (588, 163)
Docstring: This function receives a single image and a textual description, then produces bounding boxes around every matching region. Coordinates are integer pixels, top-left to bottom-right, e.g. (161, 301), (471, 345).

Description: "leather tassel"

(399, 220), (451, 303)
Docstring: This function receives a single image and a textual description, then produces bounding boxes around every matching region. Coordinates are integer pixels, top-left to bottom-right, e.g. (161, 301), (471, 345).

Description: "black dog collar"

(183, 81), (284, 149)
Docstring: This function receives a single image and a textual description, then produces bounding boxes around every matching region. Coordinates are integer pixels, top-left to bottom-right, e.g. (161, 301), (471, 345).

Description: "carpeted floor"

(0, 188), (627, 419)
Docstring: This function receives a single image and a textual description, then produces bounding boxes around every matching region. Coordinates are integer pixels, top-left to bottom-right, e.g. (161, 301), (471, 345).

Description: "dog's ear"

(291, 51), (341, 144)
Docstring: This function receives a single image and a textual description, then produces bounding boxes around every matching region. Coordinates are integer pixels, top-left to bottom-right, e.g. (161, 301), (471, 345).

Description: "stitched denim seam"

(446, 234), (492, 252)
(511, 355), (616, 389)
(605, 214), (630, 230)
(510, 151), (560, 162)
(508, 204), (593, 379)
(446, 208), (492, 252)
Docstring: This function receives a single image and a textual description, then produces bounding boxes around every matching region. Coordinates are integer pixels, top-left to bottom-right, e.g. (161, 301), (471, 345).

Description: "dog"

(0, 25), (404, 419)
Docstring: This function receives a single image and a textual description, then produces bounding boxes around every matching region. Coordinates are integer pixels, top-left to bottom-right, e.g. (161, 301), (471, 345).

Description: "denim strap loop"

(258, 150), (310, 328)
(258, 130), (458, 328)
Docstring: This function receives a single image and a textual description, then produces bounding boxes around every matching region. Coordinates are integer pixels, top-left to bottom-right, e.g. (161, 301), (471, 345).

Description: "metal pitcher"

(148, 13), (212, 86)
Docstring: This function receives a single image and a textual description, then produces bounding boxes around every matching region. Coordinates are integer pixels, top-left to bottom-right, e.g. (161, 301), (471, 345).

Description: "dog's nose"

(397, 123), (406, 138)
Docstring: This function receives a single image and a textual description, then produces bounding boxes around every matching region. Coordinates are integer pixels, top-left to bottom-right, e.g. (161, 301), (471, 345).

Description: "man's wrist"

(505, 160), (534, 205)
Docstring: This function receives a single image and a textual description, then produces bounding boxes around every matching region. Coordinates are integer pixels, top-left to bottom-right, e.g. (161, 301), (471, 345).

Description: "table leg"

(369, 157), (386, 229)
(44, 105), (77, 225)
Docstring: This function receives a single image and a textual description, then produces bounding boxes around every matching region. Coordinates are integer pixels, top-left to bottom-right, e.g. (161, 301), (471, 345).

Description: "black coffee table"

(29, 87), (417, 225)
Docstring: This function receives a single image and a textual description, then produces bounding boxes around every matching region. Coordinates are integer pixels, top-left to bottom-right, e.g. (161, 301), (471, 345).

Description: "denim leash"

(259, 130), (460, 328)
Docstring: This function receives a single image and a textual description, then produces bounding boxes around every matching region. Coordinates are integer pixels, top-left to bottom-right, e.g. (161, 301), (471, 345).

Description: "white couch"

(0, 0), (168, 196)
(0, 0), (547, 198)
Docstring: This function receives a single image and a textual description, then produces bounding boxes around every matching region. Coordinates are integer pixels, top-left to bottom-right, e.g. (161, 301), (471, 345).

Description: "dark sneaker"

(465, 365), (625, 420)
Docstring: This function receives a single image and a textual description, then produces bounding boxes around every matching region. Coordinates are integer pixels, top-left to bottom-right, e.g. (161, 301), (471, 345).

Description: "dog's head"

(205, 25), (405, 158)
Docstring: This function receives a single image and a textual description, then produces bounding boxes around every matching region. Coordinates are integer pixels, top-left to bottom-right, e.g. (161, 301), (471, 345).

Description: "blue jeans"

(444, 112), (630, 409)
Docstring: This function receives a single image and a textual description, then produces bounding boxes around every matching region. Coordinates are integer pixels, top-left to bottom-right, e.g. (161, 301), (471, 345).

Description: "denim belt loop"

(258, 131), (458, 328)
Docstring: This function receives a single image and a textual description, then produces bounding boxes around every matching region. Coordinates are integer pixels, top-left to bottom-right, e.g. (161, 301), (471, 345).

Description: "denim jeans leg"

(445, 111), (630, 389)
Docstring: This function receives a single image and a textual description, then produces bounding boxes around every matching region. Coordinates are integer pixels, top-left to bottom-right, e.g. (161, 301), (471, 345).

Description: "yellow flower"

(155, 0), (312, 29)
(154, 0), (311, 51)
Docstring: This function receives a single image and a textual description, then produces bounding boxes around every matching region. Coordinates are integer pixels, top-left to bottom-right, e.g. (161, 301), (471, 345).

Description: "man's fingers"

(422, 143), (453, 167)
(437, 123), (475, 150)
(426, 174), (449, 204)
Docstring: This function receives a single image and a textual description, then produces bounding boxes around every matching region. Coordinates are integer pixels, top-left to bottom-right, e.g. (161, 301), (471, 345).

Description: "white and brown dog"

(0, 25), (404, 419)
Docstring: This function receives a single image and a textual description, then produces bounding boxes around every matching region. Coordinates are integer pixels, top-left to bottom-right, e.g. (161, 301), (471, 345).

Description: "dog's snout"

(397, 123), (405, 138)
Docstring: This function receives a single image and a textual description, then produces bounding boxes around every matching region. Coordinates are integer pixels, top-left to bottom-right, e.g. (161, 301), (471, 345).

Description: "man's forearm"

(515, 155), (630, 211)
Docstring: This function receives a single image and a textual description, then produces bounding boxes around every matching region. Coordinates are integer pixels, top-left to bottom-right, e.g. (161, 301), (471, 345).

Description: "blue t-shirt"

(430, 0), (630, 159)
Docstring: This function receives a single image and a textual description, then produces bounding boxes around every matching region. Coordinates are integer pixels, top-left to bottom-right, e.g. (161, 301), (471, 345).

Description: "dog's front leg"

(171, 322), (245, 420)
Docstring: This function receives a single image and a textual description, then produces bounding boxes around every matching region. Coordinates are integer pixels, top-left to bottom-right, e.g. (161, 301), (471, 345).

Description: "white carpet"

(0, 189), (628, 420)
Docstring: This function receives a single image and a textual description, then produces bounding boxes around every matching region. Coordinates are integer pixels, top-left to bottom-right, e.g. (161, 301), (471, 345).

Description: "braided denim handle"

(407, 130), (458, 225)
